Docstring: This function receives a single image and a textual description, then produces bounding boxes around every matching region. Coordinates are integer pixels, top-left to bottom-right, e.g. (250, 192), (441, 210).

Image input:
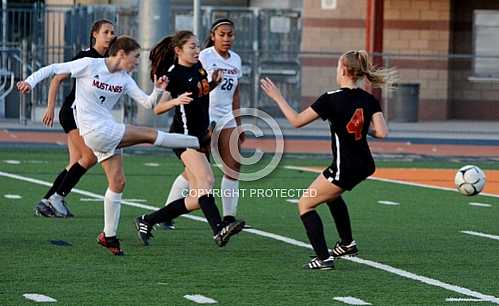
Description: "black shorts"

(171, 127), (212, 160)
(173, 143), (211, 160)
(58, 104), (77, 134)
(322, 163), (374, 191)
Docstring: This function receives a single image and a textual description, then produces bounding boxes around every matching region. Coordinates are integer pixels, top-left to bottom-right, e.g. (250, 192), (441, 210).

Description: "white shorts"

(82, 123), (126, 163)
(210, 112), (237, 129)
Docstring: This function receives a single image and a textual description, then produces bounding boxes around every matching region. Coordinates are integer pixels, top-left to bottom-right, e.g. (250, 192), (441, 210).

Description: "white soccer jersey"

(199, 47), (242, 120)
(25, 57), (161, 135)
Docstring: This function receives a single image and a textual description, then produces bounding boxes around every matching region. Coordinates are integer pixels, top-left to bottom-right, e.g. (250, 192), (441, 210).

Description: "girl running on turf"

(261, 50), (396, 270)
(134, 31), (245, 247)
(34, 19), (115, 218)
(162, 19), (244, 229)
(17, 35), (199, 256)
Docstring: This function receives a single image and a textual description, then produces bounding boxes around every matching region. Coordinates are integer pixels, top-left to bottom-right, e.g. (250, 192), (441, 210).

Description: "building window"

(473, 10), (499, 78)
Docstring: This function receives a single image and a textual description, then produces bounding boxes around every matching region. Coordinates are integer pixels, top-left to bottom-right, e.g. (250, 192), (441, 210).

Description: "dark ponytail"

(89, 19), (113, 48)
(149, 31), (195, 81)
(149, 36), (175, 81)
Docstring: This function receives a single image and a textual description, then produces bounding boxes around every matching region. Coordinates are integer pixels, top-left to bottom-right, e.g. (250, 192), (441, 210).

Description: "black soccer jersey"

(62, 48), (104, 108)
(167, 62), (210, 138)
(311, 88), (382, 186)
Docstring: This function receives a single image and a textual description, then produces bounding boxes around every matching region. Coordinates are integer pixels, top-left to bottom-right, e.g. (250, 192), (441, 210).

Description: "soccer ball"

(454, 165), (486, 196)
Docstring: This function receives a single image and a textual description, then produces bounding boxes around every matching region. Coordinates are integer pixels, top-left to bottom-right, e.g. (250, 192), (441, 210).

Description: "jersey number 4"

(346, 108), (364, 141)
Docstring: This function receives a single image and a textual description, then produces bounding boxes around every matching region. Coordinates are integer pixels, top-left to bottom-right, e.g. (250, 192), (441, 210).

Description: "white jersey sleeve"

(199, 51), (212, 82)
(124, 75), (163, 109)
(25, 57), (93, 88)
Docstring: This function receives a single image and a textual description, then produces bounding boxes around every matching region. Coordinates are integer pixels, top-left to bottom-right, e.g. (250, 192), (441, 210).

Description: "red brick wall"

(300, 0), (452, 121)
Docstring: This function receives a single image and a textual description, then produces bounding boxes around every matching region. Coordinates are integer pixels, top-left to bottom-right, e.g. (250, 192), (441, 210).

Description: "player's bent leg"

(182, 150), (244, 246)
(161, 171), (190, 230)
(47, 130), (97, 218)
(118, 125), (199, 149)
(298, 174), (343, 269)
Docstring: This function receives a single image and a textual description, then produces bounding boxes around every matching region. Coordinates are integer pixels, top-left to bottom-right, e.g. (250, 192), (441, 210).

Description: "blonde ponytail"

(342, 50), (398, 89)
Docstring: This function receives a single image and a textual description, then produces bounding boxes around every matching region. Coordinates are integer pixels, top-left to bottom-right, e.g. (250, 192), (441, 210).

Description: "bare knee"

(79, 153), (97, 169)
(109, 175), (126, 192)
(192, 173), (214, 191)
(298, 198), (317, 215)
(68, 153), (82, 168)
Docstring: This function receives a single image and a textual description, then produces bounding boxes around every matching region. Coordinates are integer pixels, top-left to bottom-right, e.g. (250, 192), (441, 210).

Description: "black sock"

(43, 169), (68, 199)
(300, 210), (330, 260)
(327, 196), (353, 244)
(198, 194), (222, 235)
(55, 163), (87, 197)
(144, 198), (188, 225)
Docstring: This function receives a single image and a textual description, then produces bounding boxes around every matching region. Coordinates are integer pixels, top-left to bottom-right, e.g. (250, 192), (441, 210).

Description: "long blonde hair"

(341, 50), (398, 89)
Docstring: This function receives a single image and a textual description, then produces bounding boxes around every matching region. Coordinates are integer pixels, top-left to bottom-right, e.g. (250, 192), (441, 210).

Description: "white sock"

(165, 174), (190, 206)
(103, 188), (122, 237)
(153, 130), (200, 149)
(221, 176), (239, 217)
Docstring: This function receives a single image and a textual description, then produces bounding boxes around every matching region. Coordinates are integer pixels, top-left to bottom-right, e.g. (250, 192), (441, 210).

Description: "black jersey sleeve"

(370, 95), (383, 114)
(310, 93), (333, 120)
(166, 70), (180, 98)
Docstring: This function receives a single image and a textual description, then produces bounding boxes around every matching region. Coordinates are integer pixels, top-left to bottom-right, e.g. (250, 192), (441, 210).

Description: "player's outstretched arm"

(19, 58), (90, 92)
(368, 112), (389, 138)
(154, 92), (193, 115)
(260, 77), (319, 128)
(126, 74), (168, 110)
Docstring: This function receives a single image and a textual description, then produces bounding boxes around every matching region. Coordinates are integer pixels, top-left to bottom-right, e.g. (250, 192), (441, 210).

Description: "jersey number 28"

(346, 108), (364, 141)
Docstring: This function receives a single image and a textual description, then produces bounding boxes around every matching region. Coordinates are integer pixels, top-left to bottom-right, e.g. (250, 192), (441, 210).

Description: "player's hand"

(42, 108), (55, 127)
(174, 92), (193, 106)
(154, 74), (169, 90)
(16, 81), (32, 94)
(212, 69), (224, 85)
(260, 77), (284, 103)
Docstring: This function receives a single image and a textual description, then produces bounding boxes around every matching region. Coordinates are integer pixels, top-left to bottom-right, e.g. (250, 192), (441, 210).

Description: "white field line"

(183, 294), (217, 304)
(446, 297), (486, 302)
(1, 170), (499, 304)
(286, 199), (299, 204)
(469, 202), (491, 208)
(79, 198), (147, 202)
(377, 200), (400, 206)
(333, 296), (371, 305)
(283, 166), (499, 199)
(461, 231), (499, 241)
(23, 293), (57, 303)
(4, 194), (22, 199)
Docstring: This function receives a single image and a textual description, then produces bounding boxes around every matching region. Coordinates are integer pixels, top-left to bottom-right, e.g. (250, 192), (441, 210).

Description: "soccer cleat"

(331, 240), (358, 258)
(160, 219), (176, 230)
(61, 199), (74, 218)
(214, 219), (245, 247)
(47, 196), (70, 218)
(34, 199), (55, 217)
(97, 232), (124, 256)
(135, 215), (154, 246)
(304, 256), (335, 270)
